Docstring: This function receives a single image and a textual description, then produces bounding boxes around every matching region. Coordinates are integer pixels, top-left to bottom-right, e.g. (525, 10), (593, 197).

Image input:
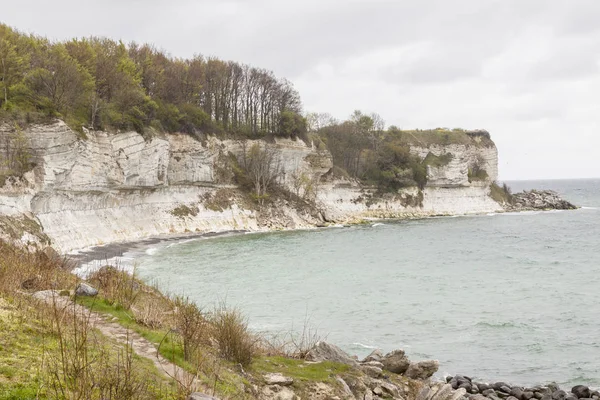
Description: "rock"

(566, 396), (578, 400)
(305, 341), (358, 367)
(541, 395), (553, 400)
(534, 394), (543, 400)
(572, 386), (591, 399)
(591, 391), (600, 400)
(552, 391), (568, 400)
(458, 382), (472, 392)
(264, 373), (293, 386)
(523, 392), (535, 400)
(478, 384), (491, 392)
(188, 394), (220, 400)
(471, 396), (488, 400)
(404, 360), (439, 380)
(75, 282), (98, 297)
(511, 387), (524, 399)
(497, 392), (511, 399)
(381, 349), (410, 374)
(380, 382), (400, 398)
(373, 386), (384, 396)
(510, 190), (577, 211)
(493, 384), (512, 392)
(547, 384), (561, 393)
(483, 389), (497, 397)
(499, 387), (512, 395)
(361, 365), (383, 378)
(471, 385), (480, 394)
(361, 360), (385, 369)
(261, 385), (297, 400)
(334, 377), (354, 398)
(362, 349), (384, 363)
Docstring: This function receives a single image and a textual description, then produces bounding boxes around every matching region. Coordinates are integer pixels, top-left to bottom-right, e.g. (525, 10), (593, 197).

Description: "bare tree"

(239, 141), (282, 204)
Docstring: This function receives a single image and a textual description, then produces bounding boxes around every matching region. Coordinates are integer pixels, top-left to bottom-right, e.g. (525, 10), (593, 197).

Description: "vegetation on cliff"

(0, 23), (306, 140)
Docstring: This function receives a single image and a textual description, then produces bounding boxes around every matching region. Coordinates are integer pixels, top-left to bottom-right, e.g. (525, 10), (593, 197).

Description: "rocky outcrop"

(0, 121), (513, 252)
(508, 190), (577, 211)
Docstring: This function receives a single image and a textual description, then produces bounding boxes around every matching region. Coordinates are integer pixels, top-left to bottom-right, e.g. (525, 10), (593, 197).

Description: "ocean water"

(131, 179), (600, 386)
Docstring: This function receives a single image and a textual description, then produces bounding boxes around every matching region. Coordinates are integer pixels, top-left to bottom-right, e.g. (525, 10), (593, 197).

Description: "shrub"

(212, 304), (256, 367)
(87, 266), (140, 310)
(173, 295), (208, 362)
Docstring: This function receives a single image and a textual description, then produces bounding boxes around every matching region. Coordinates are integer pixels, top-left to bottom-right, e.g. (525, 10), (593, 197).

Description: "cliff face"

(0, 121), (502, 252)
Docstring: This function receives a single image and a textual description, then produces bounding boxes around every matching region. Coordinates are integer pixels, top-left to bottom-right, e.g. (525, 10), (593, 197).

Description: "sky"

(3, 0), (599, 180)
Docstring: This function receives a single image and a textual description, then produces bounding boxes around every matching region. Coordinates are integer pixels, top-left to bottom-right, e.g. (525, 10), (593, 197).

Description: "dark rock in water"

(509, 190), (577, 211)
(458, 382), (473, 392)
(591, 391), (600, 400)
(305, 342), (358, 367)
(75, 282), (98, 297)
(483, 389), (497, 397)
(494, 383), (512, 392)
(572, 386), (591, 399)
(552, 390), (568, 400)
(381, 349), (410, 374)
(446, 376), (454, 383)
(478, 384), (491, 392)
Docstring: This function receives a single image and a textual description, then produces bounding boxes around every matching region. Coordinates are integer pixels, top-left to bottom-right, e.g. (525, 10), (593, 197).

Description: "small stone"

(188, 394), (220, 400)
(572, 386), (591, 399)
(373, 386), (384, 396)
(264, 373), (293, 386)
(75, 282), (98, 297)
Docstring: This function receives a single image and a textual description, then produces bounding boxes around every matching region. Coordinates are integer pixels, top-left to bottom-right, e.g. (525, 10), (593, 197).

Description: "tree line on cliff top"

(0, 23), (488, 193)
(0, 23), (306, 139)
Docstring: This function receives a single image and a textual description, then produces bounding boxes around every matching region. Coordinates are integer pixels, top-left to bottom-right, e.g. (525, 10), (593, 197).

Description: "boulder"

(405, 360), (439, 380)
(478, 384), (491, 392)
(75, 282), (98, 297)
(523, 392), (535, 400)
(553, 391), (568, 400)
(482, 389), (497, 397)
(493, 383), (512, 392)
(264, 373), (293, 386)
(381, 349), (410, 374)
(511, 387), (524, 399)
(305, 341), (358, 367)
(361, 365), (383, 378)
(572, 387), (591, 399)
(362, 349), (384, 363)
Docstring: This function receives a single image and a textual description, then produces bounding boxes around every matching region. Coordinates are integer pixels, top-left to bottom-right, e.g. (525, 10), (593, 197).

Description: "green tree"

(0, 38), (24, 108)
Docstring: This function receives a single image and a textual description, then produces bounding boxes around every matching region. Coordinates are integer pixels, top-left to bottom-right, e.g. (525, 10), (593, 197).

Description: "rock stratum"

(0, 121), (538, 252)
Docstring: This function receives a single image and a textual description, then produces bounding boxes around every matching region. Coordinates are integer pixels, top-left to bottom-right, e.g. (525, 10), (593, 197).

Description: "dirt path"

(33, 290), (211, 395)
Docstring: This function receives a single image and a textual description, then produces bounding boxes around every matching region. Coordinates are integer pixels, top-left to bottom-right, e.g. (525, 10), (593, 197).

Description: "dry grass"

(212, 303), (257, 367)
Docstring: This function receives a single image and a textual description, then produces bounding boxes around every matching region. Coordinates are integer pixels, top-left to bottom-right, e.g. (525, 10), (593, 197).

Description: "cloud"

(2, 0), (600, 179)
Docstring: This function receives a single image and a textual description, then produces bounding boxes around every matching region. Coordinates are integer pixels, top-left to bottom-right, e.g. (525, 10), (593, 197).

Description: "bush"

(212, 304), (256, 367)
(87, 266), (140, 310)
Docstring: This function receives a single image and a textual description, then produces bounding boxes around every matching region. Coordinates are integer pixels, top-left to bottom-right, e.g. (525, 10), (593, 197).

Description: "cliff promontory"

(0, 121), (504, 252)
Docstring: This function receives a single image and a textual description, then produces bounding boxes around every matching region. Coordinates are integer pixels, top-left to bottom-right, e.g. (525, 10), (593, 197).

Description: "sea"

(80, 179), (600, 386)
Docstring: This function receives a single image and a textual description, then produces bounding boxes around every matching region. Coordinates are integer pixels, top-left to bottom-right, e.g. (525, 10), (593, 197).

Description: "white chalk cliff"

(0, 121), (502, 252)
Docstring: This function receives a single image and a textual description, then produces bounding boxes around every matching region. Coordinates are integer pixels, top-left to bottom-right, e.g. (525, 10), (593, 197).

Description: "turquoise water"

(133, 179), (600, 386)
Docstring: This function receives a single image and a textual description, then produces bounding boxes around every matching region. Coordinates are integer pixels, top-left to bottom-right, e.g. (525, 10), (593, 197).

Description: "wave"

(582, 206), (598, 210)
(145, 247), (159, 255)
(350, 342), (378, 350)
(371, 223), (385, 227)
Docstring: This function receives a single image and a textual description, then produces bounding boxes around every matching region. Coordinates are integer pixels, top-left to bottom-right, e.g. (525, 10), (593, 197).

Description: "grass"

(397, 128), (494, 148)
(252, 356), (350, 383)
(423, 152), (453, 168)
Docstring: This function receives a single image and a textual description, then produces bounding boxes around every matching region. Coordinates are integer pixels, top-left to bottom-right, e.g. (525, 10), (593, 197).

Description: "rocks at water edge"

(405, 360), (440, 380)
(508, 190), (577, 211)
(444, 376), (599, 400)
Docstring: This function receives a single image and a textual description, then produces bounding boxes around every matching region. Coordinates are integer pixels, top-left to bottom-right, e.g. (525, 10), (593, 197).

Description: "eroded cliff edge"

(0, 121), (503, 252)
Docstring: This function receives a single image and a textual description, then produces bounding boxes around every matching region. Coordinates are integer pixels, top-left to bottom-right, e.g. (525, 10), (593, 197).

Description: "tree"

(239, 141), (282, 204)
(278, 110), (307, 139)
(0, 38), (24, 108)
(23, 44), (93, 117)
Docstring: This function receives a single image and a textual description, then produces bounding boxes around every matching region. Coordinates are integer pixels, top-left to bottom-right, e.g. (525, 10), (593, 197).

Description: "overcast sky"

(3, 0), (599, 179)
